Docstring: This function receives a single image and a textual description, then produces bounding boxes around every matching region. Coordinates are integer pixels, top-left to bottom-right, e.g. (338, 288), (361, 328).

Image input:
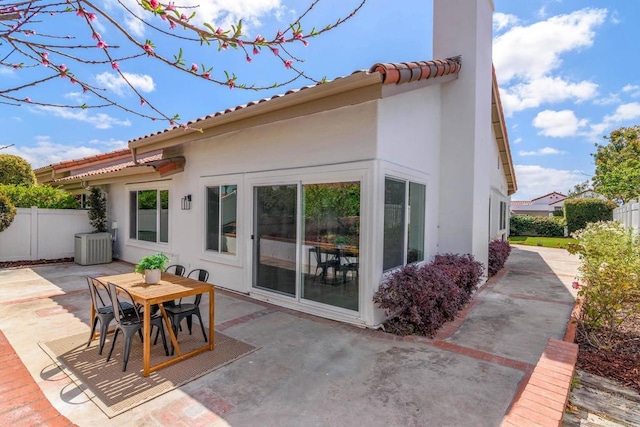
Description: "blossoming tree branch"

(0, 0), (366, 128)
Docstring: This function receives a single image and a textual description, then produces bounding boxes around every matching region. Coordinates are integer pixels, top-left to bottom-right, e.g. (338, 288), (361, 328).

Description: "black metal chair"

(165, 264), (186, 276)
(311, 246), (341, 283)
(106, 282), (169, 372)
(86, 276), (135, 355)
(163, 269), (210, 353)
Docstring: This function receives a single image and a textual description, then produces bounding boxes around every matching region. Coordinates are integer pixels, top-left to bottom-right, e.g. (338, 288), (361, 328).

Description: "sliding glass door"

(253, 180), (360, 312)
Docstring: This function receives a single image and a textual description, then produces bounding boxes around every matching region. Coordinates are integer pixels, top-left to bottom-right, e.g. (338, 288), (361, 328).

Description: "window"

(206, 185), (237, 255)
(499, 201), (507, 230)
(129, 189), (169, 243)
(383, 177), (426, 271)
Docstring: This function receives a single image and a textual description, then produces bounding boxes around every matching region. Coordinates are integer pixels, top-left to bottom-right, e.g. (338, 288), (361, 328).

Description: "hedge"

(0, 192), (17, 232)
(564, 198), (617, 234)
(509, 215), (565, 237)
(0, 184), (80, 209)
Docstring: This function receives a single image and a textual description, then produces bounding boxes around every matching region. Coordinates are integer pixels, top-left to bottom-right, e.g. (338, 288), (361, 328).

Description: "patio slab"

(0, 246), (580, 426)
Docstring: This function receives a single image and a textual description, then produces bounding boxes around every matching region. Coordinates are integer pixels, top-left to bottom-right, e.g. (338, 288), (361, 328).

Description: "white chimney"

(434, 0), (494, 267)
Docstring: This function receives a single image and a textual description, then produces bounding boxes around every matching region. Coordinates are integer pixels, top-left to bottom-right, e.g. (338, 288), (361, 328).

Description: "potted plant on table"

(135, 253), (170, 284)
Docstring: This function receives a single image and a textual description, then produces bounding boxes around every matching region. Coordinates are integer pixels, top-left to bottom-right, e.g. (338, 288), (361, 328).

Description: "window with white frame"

(129, 188), (169, 243)
(499, 201), (507, 230)
(206, 184), (237, 255)
(383, 177), (426, 271)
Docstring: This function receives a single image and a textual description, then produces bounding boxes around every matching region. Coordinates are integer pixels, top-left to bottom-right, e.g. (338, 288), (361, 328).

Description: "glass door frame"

(248, 171), (365, 316)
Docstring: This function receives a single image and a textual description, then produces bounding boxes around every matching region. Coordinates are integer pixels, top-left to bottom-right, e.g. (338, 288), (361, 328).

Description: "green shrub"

(0, 184), (80, 209)
(564, 198), (617, 234)
(552, 210), (564, 217)
(568, 221), (640, 348)
(509, 215), (565, 237)
(0, 192), (17, 232)
(87, 187), (107, 232)
(0, 154), (36, 187)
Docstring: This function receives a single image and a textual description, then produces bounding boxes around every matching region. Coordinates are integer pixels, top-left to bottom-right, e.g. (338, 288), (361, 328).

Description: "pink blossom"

(143, 43), (154, 54)
(41, 52), (49, 59)
(76, 9), (84, 17)
(59, 64), (67, 71)
(70, 78), (77, 84)
(238, 40), (244, 47)
(215, 27), (223, 35)
(227, 79), (235, 89)
(160, 14), (166, 21)
(202, 72), (210, 79)
(82, 86), (88, 93)
(165, 2), (175, 11)
(149, 0), (159, 9)
(294, 32), (303, 40)
(111, 61), (119, 70)
(97, 40), (107, 48)
(140, 98), (146, 106)
(271, 48), (279, 56)
(221, 42), (228, 50)
(572, 281), (580, 289)
(92, 32), (101, 40)
(252, 46), (259, 55)
(190, 63), (198, 72)
(284, 60), (293, 69)
(246, 55), (252, 63)
(303, 40), (309, 47)
(254, 35), (264, 43)
(24, 97), (31, 102)
(42, 59), (49, 67)
(169, 20), (176, 29)
(180, 13), (187, 20)
(87, 12), (96, 21)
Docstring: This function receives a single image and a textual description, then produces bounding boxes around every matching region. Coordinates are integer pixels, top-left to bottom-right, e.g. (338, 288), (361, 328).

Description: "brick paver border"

(0, 331), (75, 426)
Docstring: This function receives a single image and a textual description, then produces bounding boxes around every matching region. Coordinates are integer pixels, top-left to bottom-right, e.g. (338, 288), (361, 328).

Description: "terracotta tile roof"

(369, 57), (461, 85)
(33, 148), (131, 173)
(129, 57), (462, 144)
(51, 151), (162, 182)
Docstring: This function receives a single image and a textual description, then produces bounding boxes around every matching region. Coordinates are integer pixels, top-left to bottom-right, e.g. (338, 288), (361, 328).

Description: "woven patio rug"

(40, 329), (257, 418)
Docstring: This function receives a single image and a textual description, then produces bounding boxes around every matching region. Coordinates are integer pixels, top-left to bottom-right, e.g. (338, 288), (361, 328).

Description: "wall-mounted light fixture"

(181, 194), (192, 210)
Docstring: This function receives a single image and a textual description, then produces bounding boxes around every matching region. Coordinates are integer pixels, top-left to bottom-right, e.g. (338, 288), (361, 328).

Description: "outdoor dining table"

(95, 271), (214, 377)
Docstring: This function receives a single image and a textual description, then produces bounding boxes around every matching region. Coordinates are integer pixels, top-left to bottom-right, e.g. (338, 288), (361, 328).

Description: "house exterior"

(35, 0), (516, 328)
(511, 192), (567, 217)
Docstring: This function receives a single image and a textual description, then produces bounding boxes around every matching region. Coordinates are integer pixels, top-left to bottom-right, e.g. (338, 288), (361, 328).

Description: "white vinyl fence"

(613, 200), (640, 234)
(0, 207), (91, 262)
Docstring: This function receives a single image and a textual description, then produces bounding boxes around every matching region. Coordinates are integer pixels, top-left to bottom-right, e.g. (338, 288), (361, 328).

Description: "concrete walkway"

(0, 245), (579, 426)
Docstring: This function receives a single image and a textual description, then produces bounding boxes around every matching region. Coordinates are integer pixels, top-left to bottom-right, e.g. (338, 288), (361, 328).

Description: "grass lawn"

(508, 236), (577, 249)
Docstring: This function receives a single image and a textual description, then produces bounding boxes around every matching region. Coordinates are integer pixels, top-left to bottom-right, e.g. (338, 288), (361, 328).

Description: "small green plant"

(134, 253), (170, 274)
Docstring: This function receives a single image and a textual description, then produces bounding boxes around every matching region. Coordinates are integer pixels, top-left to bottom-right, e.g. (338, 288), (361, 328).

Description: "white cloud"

(604, 102), (640, 122)
(532, 109), (588, 137)
(94, 72), (155, 96)
(110, 0), (287, 37)
(3, 136), (103, 168)
(500, 77), (597, 116)
(519, 147), (566, 156)
(493, 13), (519, 32)
(0, 67), (15, 76)
(622, 84), (640, 93)
(513, 137), (523, 144)
(513, 165), (587, 201)
(34, 106), (132, 129)
(494, 8), (607, 83)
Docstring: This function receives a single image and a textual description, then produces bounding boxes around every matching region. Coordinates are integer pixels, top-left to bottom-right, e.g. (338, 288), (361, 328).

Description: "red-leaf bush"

(373, 254), (484, 337)
(432, 253), (484, 300)
(488, 240), (511, 277)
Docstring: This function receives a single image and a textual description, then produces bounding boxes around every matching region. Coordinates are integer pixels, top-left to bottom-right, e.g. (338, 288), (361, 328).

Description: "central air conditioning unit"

(74, 232), (113, 265)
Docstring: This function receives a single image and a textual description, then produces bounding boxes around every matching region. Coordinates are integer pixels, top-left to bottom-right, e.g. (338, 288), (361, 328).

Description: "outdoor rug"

(40, 329), (257, 418)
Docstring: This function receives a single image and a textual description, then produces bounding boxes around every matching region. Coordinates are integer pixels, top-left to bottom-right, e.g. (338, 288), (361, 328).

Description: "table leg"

(143, 302), (151, 377)
(159, 305), (182, 356)
(208, 288), (214, 350)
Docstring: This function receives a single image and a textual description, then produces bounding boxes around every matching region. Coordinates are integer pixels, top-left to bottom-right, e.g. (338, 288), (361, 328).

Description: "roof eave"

(492, 66), (517, 196)
(129, 71), (384, 154)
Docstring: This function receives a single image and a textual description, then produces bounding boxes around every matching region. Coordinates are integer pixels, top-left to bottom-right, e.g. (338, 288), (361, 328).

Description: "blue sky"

(1, 0), (637, 201)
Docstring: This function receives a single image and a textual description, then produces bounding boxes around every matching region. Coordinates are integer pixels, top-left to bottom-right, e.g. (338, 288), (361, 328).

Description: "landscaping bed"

(575, 308), (640, 394)
(0, 257), (74, 269)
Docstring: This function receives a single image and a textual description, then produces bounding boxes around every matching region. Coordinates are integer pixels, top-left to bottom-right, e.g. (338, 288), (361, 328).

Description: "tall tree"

(567, 180), (592, 198)
(592, 126), (640, 204)
(0, 1), (366, 128)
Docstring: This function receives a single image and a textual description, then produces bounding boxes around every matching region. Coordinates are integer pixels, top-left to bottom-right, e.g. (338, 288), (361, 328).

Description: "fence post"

(29, 206), (39, 260)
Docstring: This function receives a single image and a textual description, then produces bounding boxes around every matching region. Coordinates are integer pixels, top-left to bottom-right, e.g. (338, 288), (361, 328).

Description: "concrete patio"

(0, 245), (579, 426)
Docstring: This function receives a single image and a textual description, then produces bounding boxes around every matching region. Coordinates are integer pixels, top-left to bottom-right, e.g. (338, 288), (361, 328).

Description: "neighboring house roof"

(34, 57), (517, 195)
(510, 201), (533, 206)
(530, 191), (567, 202)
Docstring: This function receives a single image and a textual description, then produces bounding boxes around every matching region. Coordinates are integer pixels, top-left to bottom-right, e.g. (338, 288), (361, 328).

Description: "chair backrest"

(166, 264), (186, 276)
(186, 269), (210, 306)
(107, 282), (141, 325)
(87, 276), (111, 311)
